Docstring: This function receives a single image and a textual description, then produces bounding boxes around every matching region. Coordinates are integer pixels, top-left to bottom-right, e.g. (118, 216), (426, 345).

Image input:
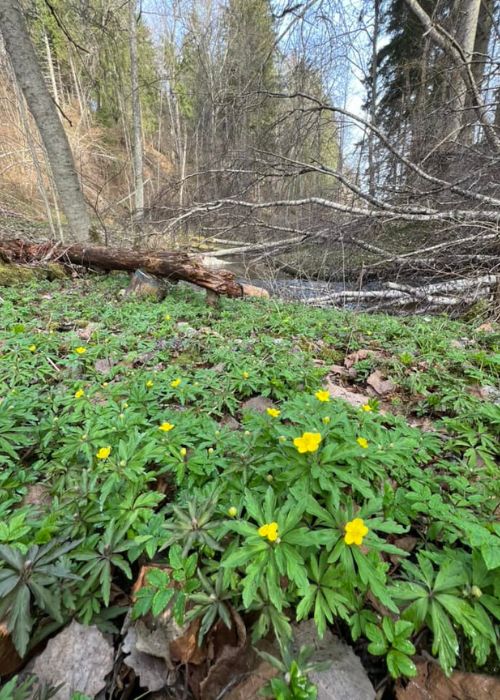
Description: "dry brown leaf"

(330, 364), (350, 377)
(396, 660), (500, 700)
(325, 378), (371, 408)
(366, 370), (396, 396)
(476, 322), (494, 333)
(197, 608), (247, 699)
(169, 618), (206, 666)
(344, 349), (371, 369)
(77, 322), (100, 341)
(94, 358), (115, 374)
(225, 659), (278, 700)
(0, 622), (23, 675)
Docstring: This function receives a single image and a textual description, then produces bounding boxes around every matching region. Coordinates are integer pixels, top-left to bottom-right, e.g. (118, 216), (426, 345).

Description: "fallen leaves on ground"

(395, 659), (500, 700)
(366, 369), (396, 396)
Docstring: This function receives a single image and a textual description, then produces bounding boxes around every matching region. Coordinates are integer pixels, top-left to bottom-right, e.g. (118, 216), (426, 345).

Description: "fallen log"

(0, 239), (268, 299)
(305, 275), (497, 308)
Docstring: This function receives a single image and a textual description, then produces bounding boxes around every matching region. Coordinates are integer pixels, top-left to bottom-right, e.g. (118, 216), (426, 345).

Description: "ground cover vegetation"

(0, 275), (499, 696)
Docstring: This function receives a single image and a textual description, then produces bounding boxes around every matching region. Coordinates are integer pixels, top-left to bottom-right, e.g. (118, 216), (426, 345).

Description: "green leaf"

(145, 568), (170, 589)
(152, 587), (175, 617)
(430, 601), (459, 676)
(387, 650), (417, 679)
(10, 583), (32, 657)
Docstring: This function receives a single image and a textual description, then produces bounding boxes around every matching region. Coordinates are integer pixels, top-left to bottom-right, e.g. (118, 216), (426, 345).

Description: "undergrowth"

(0, 275), (499, 694)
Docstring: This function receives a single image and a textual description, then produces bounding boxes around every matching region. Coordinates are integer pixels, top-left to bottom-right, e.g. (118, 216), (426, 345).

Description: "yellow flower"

(159, 422), (174, 432)
(315, 390), (330, 402)
(170, 378), (181, 388)
(96, 446), (111, 460)
(164, 314), (171, 321)
(146, 380), (154, 388)
(75, 347), (86, 355)
(344, 518), (369, 546)
(258, 522), (279, 542)
(28, 345), (37, 352)
(75, 389), (85, 399)
(266, 408), (281, 418)
(293, 432), (322, 454)
(228, 506), (238, 518)
(322, 416), (331, 424)
(180, 447), (187, 457)
(242, 371), (249, 379)
(361, 404), (372, 412)
(357, 437), (369, 449)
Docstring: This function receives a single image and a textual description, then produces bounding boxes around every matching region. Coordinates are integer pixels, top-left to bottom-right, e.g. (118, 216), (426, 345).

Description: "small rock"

(240, 396), (274, 414)
(28, 621), (114, 700)
(293, 620), (375, 700)
(125, 270), (167, 302)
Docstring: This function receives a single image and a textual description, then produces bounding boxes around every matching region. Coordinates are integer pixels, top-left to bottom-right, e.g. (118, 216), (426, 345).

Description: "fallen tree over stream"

(305, 275), (499, 313)
(0, 238), (268, 299)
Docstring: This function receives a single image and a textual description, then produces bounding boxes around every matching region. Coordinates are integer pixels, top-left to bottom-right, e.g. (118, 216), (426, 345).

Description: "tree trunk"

(0, 239), (269, 299)
(129, 0), (144, 227)
(0, 0), (90, 241)
(448, 0), (482, 140)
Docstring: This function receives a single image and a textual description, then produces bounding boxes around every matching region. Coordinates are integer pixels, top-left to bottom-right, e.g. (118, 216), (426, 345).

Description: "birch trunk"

(0, 0), (90, 241)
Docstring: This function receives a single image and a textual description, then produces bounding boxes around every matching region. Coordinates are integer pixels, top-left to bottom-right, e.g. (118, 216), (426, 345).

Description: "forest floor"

(1, 274), (499, 699)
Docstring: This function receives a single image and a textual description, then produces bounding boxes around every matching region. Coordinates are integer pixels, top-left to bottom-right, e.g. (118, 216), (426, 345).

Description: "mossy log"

(0, 239), (268, 298)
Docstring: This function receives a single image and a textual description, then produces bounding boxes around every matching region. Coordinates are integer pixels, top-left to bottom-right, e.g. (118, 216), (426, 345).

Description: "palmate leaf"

(28, 579), (62, 622)
(430, 601), (459, 676)
(0, 544), (23, 570)
(242, 559), (264, 608)
(10, 583), (32, 657)
(0, 572), (19, 597)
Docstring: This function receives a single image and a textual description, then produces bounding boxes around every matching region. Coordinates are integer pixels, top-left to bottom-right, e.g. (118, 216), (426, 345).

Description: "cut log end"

(240, 283), (270, 298)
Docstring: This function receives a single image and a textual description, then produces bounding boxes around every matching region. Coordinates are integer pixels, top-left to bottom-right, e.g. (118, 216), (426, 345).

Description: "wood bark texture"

(0, 238), (269, 299)
(0, 0), (90, 241)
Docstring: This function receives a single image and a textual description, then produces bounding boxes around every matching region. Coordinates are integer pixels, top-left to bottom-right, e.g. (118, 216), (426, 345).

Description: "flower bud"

(471, 585), (482, 598)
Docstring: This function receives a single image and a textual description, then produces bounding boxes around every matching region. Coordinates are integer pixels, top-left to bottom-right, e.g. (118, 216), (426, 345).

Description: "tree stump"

(125, 269), (168, 301)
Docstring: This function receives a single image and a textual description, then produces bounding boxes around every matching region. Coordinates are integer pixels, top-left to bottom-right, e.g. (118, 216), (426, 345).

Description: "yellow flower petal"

(28, 345), (37, 352)
(96, 446), (111, 460)
(344, 518), (369, 546)
(146, 380), (154, 388)
(75, 347), (86, 354)
(362, 404), (372, 412)
(315, 390), (330, 402)
(293, 432), (322, 453)
(266, 408), (281, 418)
(266, 522), (279, 542)
(242, 371), (249, 379)
(170, 378), (181, 388)
(357, 437), (369, 449)
(258, 524), (270, 538)
(159, 422), (174, 432)
(75, 389), (85, 399)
